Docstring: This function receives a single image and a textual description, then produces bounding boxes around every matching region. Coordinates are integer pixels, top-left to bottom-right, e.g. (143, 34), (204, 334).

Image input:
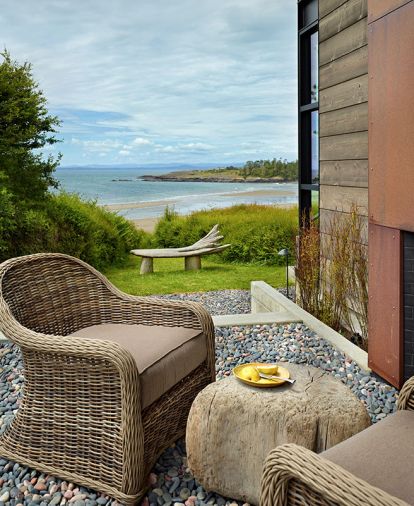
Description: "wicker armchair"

(260, 377), (414, 506)
(0, 253), (216, 504)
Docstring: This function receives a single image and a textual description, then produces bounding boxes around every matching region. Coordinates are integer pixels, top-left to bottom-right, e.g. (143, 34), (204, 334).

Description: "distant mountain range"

(59, 162), (244, 171)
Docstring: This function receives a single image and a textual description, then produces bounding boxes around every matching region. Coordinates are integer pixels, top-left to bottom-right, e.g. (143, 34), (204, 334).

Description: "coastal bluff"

(141, 172), (294, 183)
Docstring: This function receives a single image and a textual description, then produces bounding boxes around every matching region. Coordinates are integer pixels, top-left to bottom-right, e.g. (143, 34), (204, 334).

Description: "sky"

(0, 0), (297, 167)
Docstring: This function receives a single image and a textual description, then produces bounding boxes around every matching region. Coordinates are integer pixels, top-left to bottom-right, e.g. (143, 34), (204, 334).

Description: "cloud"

(132, 137), (152, 146)
(155, 145), (177, 153)
(71, 138), (123, 152)
(1, 0), (297, 165)
(181, 143), (213, 151)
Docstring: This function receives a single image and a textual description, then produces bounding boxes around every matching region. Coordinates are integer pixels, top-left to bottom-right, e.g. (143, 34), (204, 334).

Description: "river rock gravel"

(0, 290), (399, 505)
(157, 290), (251, 316)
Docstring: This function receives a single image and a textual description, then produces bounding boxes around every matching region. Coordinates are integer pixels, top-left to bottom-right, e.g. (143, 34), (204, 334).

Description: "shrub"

(154, 204), (298, 265)
(0, 187), (16, 258)
(5, 193), (150, 270)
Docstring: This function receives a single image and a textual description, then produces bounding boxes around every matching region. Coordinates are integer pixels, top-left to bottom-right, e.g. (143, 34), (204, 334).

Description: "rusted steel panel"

(368, 0), (412, 23)
(368, 224), (403, 388)
(369, 1), (414, 233)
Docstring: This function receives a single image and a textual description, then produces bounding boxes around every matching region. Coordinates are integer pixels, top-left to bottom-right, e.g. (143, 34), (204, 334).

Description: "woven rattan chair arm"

(397, 376), (414, 410)
(260, 443), (408, 506)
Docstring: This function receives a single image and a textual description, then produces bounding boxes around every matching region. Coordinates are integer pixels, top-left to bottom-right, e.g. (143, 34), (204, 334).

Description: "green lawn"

(104, 256), (287, 295)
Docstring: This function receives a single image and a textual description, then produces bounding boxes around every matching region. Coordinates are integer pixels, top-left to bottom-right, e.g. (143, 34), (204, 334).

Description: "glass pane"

(303, 0), (318, 27)
(311, 190), (319, 220)
(310, 31), (318, 103)
(311, 111), (319, 184)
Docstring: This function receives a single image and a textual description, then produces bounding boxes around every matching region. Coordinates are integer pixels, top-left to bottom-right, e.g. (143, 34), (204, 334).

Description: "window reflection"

(311, 31), (318, 103)
(311, 111), (319, 184)
(303, 0), (318, 27)
(311, 190), (319, 219)
(298, 0), (319, 225)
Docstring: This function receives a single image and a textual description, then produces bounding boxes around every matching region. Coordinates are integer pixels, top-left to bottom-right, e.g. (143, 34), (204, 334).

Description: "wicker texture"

(397, 376), (414, 411)
(260, 373), (414, 506)
(0, 253), (216, 504)
(260, 443), (408, 506)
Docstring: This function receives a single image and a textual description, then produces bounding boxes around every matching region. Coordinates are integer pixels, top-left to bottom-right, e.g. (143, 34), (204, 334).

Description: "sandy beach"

(105, 199), (175, 211)
(132, 217), (160, 233)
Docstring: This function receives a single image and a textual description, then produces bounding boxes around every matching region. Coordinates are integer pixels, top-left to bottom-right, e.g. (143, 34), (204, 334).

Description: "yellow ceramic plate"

(233, 362), (290, 388)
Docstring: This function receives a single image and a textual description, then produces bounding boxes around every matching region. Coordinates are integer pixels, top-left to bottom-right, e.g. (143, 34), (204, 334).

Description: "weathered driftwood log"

(186, 364), (371, 505)
(131, 224), (230, 274)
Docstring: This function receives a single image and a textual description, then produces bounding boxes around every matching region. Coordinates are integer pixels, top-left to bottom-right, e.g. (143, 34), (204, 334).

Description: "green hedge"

(154, 204), (298, 265)
(4, 193), (150, 269)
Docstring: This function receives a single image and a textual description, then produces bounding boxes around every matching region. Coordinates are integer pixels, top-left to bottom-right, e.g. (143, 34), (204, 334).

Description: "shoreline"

(104, 188), (296, 212)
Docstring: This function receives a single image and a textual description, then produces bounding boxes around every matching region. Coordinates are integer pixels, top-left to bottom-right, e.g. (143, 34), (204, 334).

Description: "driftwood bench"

(131, 224), (230, 274)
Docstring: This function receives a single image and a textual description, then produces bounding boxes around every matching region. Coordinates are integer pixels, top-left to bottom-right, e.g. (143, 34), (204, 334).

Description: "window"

(298, 0), (319, 224)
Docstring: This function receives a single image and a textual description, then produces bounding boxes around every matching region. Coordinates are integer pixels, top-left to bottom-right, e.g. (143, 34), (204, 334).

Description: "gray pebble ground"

(0, 290), (398, 506)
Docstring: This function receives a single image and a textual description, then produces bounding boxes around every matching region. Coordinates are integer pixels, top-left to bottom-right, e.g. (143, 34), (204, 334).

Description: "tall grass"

(295, 218), (322, 318)
(324, 208), (368, 343)
(296, 206), (368, 348)
(154, 204), (298, 265)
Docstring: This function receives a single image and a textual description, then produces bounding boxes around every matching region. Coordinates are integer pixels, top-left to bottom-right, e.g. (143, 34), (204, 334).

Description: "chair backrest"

(0, 253), (112, 336)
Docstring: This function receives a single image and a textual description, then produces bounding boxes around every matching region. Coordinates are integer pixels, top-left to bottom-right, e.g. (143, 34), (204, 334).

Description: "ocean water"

(55, 166), (298, 220)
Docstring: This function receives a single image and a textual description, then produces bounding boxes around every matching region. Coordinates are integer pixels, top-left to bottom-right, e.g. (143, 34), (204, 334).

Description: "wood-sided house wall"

(319, 0), (368, 243)
(317, 0), (414, 388)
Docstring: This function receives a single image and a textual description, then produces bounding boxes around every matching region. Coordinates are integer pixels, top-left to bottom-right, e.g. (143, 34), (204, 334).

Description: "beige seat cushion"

(71, 323), (206, 409)
(322, 409), (414, 504)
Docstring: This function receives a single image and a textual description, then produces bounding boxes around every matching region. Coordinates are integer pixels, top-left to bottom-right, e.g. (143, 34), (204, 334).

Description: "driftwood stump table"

(186, 364), (371, 505)
(131, 224), (230, 274)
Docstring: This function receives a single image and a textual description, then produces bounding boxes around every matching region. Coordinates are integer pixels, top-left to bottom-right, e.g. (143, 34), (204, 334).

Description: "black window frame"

(298, 0), (319, 226)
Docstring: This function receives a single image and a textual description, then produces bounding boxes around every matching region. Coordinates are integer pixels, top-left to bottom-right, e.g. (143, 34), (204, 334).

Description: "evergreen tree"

(0, 51), (61, 203)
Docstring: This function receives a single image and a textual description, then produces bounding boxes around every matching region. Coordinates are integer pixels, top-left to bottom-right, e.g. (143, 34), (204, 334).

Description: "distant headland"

(141, 158), (298, 183)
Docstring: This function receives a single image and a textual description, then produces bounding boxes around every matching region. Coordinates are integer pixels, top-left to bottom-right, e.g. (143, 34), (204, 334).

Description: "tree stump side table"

(186, 363), (371, 505)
